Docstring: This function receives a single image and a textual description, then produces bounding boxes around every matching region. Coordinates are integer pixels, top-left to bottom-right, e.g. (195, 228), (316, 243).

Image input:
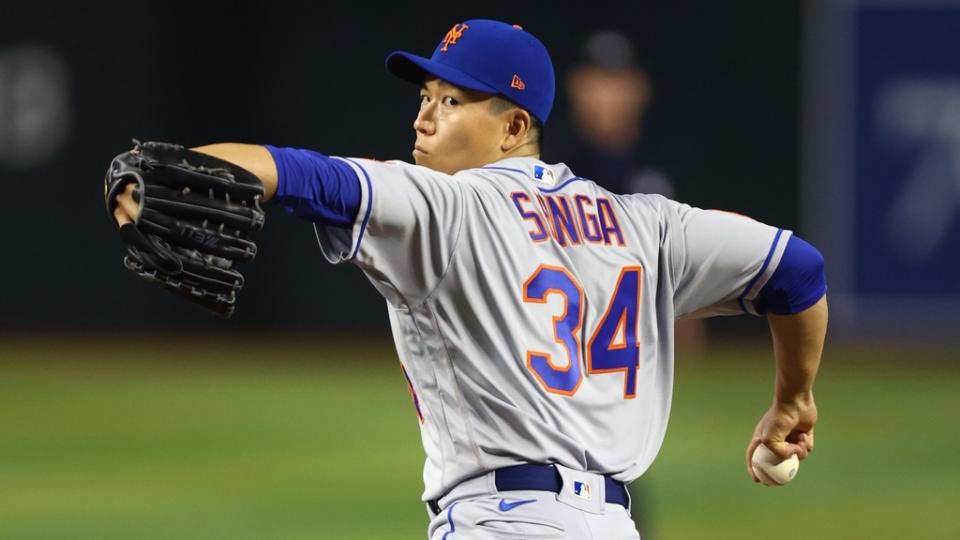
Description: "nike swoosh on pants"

(498, 498), (537, 512)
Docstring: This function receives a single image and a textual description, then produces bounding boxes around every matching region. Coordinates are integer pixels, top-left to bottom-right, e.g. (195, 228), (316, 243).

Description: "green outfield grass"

(0, 338), (957, 539)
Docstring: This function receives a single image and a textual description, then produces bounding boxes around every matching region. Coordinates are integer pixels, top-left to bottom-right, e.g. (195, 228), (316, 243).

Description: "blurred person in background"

(553, 30), (671, 198)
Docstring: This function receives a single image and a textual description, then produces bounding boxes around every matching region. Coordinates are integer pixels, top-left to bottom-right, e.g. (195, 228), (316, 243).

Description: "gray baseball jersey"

(314, 156), (790, 502)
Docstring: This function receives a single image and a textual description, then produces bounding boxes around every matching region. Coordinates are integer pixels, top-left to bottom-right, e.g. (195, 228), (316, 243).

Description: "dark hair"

(531, 116), (545, 148)
(490, 96), (544, 149)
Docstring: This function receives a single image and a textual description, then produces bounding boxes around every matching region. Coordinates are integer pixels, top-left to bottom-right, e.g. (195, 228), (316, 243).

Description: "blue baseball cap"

(385, 19), (556, 124)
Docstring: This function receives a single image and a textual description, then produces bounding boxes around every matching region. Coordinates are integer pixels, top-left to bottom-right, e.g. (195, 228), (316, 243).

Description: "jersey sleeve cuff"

(313, 157), (373, 264)
(737, 228), (793, 315)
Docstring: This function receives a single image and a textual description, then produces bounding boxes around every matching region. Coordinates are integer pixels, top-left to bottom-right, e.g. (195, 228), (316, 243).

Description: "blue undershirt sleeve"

(263, 145), (361, 228)
(755, 235), (827, 315)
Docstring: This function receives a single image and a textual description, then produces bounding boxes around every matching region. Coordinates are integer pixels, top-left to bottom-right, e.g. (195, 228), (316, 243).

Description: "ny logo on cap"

(440, 23), (470, 52)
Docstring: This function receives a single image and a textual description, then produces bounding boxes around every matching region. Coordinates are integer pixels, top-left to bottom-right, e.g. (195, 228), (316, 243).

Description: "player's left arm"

(185, 142), (465, 305)
(112, 143), (287, 226)
(190, 143), (280, 200)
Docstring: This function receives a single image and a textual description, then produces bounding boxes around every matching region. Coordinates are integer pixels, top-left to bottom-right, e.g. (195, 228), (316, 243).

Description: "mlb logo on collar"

(533, 165), (556, 185)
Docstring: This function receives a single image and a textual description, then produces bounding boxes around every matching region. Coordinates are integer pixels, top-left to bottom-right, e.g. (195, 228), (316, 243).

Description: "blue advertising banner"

(805, 1), (960, 335)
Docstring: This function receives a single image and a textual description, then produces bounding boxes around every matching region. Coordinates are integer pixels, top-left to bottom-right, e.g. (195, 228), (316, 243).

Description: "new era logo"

(511, 74), (526, 90)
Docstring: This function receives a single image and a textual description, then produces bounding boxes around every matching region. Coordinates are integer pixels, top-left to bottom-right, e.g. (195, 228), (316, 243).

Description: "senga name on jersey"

(510, 191), (626, 247)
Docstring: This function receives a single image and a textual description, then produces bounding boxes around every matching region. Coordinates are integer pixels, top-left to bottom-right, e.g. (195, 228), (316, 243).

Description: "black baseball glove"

(104, 140), (265, 317)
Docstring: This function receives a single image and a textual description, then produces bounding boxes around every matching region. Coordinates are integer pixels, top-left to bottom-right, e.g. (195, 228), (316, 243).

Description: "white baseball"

(751, 444), (799, 486)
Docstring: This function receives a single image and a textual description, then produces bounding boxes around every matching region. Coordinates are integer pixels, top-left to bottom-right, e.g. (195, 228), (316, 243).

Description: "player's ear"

(501, 108), (533, 152)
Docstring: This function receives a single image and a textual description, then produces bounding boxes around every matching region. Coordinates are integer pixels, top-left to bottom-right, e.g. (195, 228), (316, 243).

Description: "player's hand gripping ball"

(751, 444), (799, 486)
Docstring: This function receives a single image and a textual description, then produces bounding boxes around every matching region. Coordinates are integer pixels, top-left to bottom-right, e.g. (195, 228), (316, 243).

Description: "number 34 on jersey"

(522, 264), (642, 399)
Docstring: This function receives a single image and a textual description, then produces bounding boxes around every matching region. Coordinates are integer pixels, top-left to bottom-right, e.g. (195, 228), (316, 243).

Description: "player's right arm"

(745, 295), (826, 482)
(657, 197), (828, 479)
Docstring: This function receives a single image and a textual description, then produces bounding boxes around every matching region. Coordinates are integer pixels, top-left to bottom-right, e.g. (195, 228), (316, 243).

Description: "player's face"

(413, 77), (506, 174)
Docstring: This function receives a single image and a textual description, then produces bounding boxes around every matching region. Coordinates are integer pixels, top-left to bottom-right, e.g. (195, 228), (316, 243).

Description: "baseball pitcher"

(106, 19), (827, 539)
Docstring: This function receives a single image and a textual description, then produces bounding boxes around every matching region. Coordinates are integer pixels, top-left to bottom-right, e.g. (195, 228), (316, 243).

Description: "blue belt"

(428, 463), (630, 515)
